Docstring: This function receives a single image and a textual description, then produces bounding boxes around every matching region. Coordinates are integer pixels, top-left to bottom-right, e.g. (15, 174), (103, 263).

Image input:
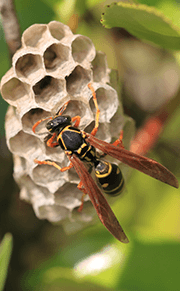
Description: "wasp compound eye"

(46, 121), (54, 131)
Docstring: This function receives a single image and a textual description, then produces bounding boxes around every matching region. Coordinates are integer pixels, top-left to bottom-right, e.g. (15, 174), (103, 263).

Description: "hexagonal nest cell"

(0, 21), (134, 235)
(44, 43), (70, 72)
(15, 53), (44, 82)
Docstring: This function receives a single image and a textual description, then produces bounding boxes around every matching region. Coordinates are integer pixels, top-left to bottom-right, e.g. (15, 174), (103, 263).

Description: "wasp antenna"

(57, 101), (70, 116)
(88, 83), (100, 136)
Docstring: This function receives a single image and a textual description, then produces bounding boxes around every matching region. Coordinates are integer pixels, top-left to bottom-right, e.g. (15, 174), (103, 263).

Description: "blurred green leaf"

(101, 2), (180, 50)
(118, 240), (180, 291)
(136, 0), (162, 5)
(138, 0), (180, 30)
(14, 0), (55, 31)
(86, 0), (105, 9)
(39, 266), (111, 291)
(55, 0), (76, 23)
(0, 233), (13, 291)
(21, 228), (116, 289)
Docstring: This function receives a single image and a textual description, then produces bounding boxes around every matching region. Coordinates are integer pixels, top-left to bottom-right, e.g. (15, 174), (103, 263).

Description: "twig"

(0, 0), (21, 60)
(130, 113), (165, 155)
(130, 90), (180, 155)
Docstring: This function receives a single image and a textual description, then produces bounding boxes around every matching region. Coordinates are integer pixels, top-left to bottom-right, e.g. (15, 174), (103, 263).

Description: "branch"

(130, 114), (165, 155)
(0, 0), (21, 60)
(130, 91), (180, 155)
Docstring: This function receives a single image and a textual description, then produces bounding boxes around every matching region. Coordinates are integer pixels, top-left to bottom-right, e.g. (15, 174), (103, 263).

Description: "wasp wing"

(86, 134), (179, 189)
(70, 154), (129, 243)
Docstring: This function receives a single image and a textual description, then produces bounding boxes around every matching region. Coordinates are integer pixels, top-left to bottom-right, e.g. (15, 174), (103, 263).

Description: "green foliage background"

(0, 0), (180, 290)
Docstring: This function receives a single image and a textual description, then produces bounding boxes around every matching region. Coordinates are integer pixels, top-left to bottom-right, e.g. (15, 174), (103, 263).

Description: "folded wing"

(86, 134), (179, 189)
(70, 154), (129, 243)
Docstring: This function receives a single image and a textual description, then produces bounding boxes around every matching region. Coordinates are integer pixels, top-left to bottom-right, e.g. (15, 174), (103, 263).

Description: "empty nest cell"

(33, 76), (66, 107)
(72, 35), (95, 64)
(66, 66), (91, 96)
(22, 24), (48, 48)
(15, 53), (44, 83)
(1, 77), (31, 106)
(21, 108), (51, 134)
(89, 85), (118, 123)
(48, 21), (73, 41)
(92, 51), (109, 82)
(43, 43), (70, 72)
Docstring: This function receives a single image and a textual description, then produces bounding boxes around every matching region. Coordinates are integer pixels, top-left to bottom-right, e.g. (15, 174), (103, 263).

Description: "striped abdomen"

(95, 160), (124, 196)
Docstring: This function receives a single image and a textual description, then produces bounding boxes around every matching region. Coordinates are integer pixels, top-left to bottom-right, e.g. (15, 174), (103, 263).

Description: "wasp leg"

(33, 102), (70, 133)
(32, 116), (52, 133)
(46, 133), (59, 147)
(112, 130), (124, 148)
(88, 83), (100, 137)
(71, 116), (81, 128)
(34, 159), (74, 172)
(77, 181), (87, 212)
(98, 130), (124, 159)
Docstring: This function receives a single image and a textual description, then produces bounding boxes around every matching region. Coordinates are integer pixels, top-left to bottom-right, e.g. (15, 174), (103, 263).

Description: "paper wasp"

(32, 83), (179, 243)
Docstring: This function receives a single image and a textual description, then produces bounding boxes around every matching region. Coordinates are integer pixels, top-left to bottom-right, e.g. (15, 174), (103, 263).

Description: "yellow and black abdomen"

(95, 160), (124, 196)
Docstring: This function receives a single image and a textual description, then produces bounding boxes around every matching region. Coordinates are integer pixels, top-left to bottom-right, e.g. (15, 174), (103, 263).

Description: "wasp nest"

(1, 21), (134, 234)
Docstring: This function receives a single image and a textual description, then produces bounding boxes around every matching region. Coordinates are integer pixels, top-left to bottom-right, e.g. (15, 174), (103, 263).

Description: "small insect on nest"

(1, 21), (178, 242)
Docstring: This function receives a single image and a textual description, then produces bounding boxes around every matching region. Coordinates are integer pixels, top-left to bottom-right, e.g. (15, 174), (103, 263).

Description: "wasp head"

(46, 115), (71, 133)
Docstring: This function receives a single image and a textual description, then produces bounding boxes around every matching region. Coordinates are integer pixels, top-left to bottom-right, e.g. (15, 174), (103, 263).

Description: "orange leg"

(32, 116), (52, 133)
(34, 159), (74, 172)
(88, 83), (100, 137)
(77, 181), (87, 212)
(72, 116), (81, 128)
(98, 130), (124, 159)
(112, 130), (124, 148)
(46, 133), (59, 147)
(33, 101), (70, 133)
